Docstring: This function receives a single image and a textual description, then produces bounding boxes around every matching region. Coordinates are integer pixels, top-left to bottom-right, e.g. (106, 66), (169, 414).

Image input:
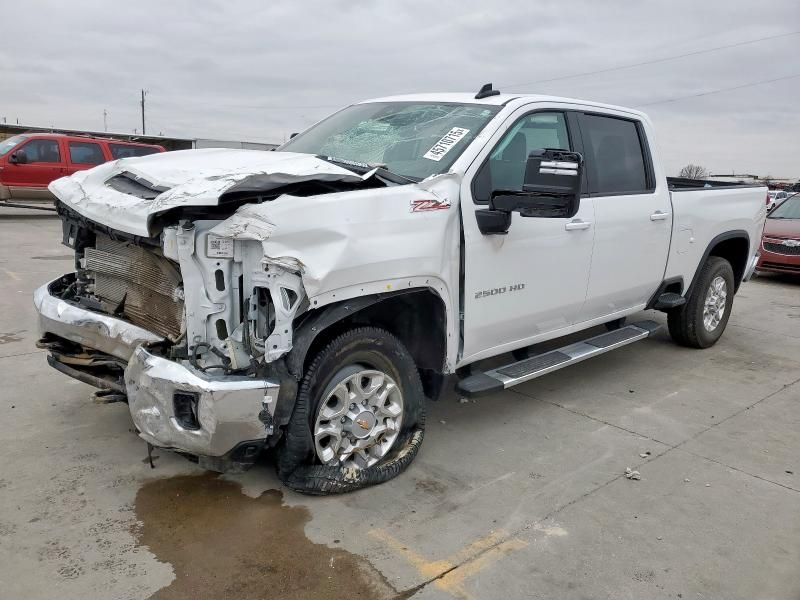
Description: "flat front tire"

(668, 256), (735, 349)
(277, 327), (425, 495)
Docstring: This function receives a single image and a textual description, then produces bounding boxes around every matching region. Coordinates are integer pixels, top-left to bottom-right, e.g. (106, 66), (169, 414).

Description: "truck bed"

(667, 177), (765, 192)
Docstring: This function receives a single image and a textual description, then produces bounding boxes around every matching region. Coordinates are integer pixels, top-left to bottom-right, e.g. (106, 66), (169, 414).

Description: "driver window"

(473, 112), (570, 202)
(20, 139), (62, 164)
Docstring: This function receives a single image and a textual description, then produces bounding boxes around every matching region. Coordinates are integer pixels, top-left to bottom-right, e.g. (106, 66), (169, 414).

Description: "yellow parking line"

(369, 528), (528, 599)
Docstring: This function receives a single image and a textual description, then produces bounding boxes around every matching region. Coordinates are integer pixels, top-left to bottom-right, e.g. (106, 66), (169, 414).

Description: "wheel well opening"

(709, 236), (749, 291)
(301, 290), (448, 399)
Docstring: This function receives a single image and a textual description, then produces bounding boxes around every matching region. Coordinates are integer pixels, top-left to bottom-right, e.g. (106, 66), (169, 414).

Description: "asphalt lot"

(1, 207), (798, 600)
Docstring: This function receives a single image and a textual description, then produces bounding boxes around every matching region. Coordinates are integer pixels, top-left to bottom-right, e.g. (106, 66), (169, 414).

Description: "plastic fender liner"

(285, 289), (420, 379)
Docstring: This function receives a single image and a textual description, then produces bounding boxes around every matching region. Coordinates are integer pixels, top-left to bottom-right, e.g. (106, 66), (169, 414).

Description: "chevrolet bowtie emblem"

(356, 418), (370, 430)
(782, 239), (800, 247)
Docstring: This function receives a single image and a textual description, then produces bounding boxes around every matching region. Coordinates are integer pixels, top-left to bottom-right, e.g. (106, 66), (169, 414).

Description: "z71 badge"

(475, 283), (525, 299)
(411, 198), (450, 212)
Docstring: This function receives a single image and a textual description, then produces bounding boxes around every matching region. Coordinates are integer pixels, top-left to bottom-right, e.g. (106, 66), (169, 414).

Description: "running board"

(456, 320), (661, 398)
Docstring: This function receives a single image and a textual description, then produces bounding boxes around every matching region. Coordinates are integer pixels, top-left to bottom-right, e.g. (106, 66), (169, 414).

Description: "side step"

(653, 292), (686, 310)
(456, 320), (661, 398)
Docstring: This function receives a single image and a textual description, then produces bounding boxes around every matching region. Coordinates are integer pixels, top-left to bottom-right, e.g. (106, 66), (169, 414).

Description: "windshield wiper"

(317, 155), (419, 184)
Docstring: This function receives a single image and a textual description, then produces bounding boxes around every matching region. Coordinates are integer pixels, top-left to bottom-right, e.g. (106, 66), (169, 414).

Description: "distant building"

(0, 123), (278, 152)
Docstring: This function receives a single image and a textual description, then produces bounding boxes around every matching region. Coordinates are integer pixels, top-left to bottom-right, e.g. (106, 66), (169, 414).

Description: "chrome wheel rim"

(313, 367), (404, 469)
(703, 276), (728, 332)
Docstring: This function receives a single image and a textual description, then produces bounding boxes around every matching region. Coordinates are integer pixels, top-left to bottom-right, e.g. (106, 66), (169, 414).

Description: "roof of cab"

(13, 132), (163, 146)
(358, 92), (647, 119)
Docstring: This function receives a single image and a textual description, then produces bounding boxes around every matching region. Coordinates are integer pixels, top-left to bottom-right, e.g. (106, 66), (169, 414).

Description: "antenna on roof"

(475, 83), (500, 100)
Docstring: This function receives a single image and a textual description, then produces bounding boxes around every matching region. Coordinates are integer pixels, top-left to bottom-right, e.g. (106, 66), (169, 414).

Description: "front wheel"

(668, 256), (735, 348)
(277, 326), (425, 495)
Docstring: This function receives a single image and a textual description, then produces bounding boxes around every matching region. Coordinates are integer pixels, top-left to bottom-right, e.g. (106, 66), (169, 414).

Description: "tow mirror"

(9, 150), (27, 165)
(475, 149), (583, 235)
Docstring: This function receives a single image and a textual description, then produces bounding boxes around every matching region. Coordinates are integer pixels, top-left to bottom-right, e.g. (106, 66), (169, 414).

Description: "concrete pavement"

(0, 208), (798, 599)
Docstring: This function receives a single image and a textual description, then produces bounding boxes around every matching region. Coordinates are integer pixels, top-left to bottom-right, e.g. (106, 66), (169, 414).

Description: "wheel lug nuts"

(349, 403), (356, 410)
(340, 417), (346, 423)
(362, 400), (368, 406)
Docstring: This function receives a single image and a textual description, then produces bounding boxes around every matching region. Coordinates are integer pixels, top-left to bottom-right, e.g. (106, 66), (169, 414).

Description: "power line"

(635, 73), (800, 107)
(503, 30), (800, 90)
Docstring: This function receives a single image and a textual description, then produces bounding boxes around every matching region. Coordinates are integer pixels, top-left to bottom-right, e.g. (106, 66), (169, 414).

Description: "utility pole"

(140, 89), (148, 135)
(103, 109), (108, 132)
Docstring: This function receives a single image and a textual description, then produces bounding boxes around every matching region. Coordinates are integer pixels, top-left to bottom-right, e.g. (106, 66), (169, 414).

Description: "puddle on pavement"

(134, 474), (398, 600)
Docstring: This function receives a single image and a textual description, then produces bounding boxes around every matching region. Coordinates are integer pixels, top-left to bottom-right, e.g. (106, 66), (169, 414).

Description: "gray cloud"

(1, 0), (798, 176)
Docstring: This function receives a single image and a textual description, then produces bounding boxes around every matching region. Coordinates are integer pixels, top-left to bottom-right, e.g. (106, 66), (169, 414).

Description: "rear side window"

(20, 139), (62, 163)
(68, 141), (105, 165)
(579, 114), (650, 195)
(109, 143), (160, 159)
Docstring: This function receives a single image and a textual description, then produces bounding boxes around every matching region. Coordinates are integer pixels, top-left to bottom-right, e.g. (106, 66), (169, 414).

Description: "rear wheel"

(668, 256), (734, 348)
(277, 327), (425, 495)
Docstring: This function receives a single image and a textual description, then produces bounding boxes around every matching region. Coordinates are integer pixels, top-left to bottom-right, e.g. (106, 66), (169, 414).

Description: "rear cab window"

(109, 143), (160, 159)
(68, 141), (105, 165)
(578, 113), (653, 195)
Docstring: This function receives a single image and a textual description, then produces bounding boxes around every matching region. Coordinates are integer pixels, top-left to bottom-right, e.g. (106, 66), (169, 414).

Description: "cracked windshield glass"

(280, 102), (500, 180)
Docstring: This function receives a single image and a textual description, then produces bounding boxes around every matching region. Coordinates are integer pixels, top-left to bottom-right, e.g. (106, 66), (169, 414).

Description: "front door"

(460, 109), (595, 364)
(4, 138), (66, 195)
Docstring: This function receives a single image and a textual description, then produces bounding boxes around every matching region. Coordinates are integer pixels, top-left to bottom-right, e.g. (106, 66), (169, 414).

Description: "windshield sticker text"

(423, 127), (470, 162)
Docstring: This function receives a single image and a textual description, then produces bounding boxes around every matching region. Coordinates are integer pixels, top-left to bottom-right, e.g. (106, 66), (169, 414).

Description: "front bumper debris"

(34, 274), (281, 460)
(126, 345), (279, 457)
(34, 275), (164, 361)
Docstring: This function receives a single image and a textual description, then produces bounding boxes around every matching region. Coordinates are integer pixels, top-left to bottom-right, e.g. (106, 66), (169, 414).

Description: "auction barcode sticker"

(206, 235), (234, 258)
(423, 127), (470, 162)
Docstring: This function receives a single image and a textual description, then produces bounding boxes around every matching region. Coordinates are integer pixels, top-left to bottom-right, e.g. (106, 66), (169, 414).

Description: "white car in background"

(767, 190), (789, 211)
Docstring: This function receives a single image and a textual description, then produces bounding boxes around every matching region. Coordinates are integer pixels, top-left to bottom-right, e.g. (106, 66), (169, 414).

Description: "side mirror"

(289, 132), (299, 139)
(9, 150), (27, 164)
(475, 149), (583, 235)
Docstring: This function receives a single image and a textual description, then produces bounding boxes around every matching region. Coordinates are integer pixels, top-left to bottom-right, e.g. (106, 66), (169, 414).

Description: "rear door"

(3, 137), (67, 190)
(576, 112), (672, 322)
(66, 140), (107, 175)
(460, 107), (596, 363)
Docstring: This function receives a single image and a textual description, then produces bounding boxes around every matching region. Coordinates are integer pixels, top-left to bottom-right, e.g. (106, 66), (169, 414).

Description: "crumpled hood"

(49, 148), (372, 237)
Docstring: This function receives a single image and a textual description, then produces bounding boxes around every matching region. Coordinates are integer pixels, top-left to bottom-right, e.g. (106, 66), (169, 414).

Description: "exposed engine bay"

(56, 206), (310, 379)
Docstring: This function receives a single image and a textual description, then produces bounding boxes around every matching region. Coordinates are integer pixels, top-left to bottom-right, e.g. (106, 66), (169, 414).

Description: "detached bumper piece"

(457, 320), (662, 398)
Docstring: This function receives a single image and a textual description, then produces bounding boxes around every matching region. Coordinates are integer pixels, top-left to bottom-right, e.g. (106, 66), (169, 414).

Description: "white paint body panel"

(665, 186), (767, 288)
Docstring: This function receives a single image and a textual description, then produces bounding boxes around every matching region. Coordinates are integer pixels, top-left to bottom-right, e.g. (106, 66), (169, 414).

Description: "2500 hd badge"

(475, 283), (526, 299)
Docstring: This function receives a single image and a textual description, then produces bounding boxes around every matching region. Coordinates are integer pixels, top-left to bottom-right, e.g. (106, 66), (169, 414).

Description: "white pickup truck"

(34, 86), (767, 494)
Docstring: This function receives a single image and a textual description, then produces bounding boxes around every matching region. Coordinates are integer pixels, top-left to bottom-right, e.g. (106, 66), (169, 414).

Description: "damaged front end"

(33, 150), (388, 471)
(35, 212), (309, 470)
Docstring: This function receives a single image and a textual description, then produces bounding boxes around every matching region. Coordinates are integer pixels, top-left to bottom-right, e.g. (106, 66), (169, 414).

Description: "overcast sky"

(2, 0), (798, 177)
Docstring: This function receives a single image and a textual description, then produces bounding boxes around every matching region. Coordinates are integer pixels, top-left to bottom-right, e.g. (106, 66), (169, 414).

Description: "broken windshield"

(279, 102), (501, 181)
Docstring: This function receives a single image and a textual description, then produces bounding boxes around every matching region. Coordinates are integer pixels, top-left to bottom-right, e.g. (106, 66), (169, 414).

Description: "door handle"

(565, 219), (591, 231)
(650, 211), (670, 221)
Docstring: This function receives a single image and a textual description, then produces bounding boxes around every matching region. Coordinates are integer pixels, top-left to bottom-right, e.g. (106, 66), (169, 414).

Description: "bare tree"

(678, 164), (709, 179)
